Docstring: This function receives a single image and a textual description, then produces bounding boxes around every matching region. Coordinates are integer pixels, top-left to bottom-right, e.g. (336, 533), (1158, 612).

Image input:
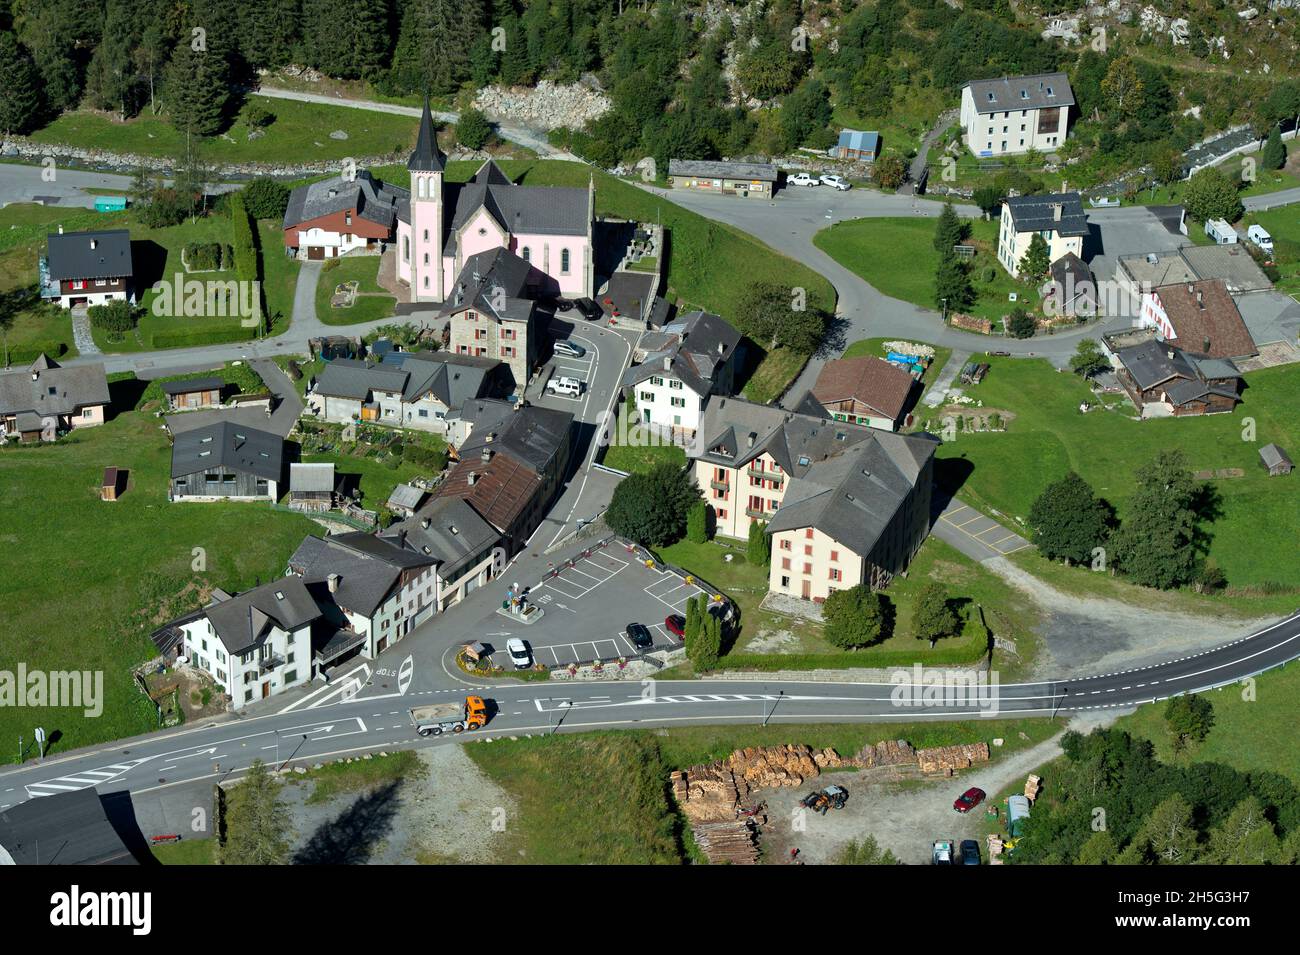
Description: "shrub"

(183, 241), (223, 271)
(823, 586), (887, 649)
(88, 299), (138, 334)
(137, 187), (191, 228)
(242, 177), (290, 220)
(457, 107), (492, 150)
(1007, 307), (1037, 339)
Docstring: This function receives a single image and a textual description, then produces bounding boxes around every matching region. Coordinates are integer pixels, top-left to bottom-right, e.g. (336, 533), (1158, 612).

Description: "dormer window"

(1046, 86), (1054, 96)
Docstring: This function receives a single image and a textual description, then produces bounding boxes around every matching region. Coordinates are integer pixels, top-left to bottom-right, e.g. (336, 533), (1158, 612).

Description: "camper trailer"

(1204, 218), (1238, 245)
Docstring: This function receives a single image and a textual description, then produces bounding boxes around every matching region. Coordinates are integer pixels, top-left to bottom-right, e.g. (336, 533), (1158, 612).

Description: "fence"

(269, 501), (375, 531)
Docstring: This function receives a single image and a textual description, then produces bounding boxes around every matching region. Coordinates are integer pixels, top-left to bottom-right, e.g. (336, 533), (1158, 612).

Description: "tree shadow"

(292, 780), (402, 865)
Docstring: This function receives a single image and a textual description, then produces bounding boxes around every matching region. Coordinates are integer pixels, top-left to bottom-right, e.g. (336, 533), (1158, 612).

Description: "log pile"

(1024, 774), (1043, 803)
(728, 744), (822, 788)
(692, 820), (761, 865)
(856, 739), (916, 768)
(987, 834), (1006, 864)
(670, 765), (745, 824)
(916, 742), (991, 774)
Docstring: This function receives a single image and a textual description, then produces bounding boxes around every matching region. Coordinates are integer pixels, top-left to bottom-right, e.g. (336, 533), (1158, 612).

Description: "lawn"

(151, 838), (217, 864)
(600, 400), (686, 474)
(315, 255), (396, 326)
(0, 409), (320, 764)
(657, 533), (1040, 675)
(933, 355), (1300, 592)
(814, 215), (1038, 325)
(259, 220), (302, 333)
(0, 245), (77, 366)
(28, 96), (418, 166)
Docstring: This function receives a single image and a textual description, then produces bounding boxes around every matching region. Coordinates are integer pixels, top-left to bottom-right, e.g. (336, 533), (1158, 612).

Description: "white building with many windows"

(960, 73), (1074, 157)
(997, 192), (1088, 279)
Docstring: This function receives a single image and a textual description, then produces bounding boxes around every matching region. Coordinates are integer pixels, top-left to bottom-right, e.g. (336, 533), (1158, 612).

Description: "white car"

(819, 174), (851, 191)
(553, 339), (586, 358)
(506, 638), (532, 669)
(546, 375), (584, 398)
(788, 172), (819, 187)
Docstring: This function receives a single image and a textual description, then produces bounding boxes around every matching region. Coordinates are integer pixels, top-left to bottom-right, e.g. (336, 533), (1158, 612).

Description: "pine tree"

(165, 39), (230, 139)
(746, 519), (770, 566)
(303, 0), (389, 80)
(912, 583), (959, 644)
(0, 32), (44, 139)
(1261, 124), (1286, 171)
(219, 760), (293, 865)
(389, 0), (486, 95)
(1109, 450), (1204, 589)
(933, 201), (966, 254)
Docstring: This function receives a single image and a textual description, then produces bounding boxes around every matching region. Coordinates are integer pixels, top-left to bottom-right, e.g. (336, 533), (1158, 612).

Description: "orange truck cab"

(464, 695), (489, 729)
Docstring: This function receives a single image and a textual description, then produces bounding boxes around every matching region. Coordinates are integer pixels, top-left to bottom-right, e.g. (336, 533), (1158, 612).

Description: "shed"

(289, 462), (335, 510)
(833, 129), (881, 161)
(160, 376), (224, 410)
(1259, 443), (1293, 476)
(387, 482), (426, 517)
(94, 195), (128, 212)
(101, 466), (124, 501)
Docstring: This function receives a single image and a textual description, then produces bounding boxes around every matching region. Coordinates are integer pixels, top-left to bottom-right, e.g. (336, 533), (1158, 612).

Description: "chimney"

(90, 239), (98, 250)
(397, 529), (407, 548)
(31, 371), (39, 382)
(468, 471), (478, 486)
(58, 225), (63, 235)
(481, 447), (492, 463)
(1052, 203), (1062, 223)
(747, 432), (756, 448)
(421, 517), (431, 529)
(663, 355), (672, 371)
(1167, 349), (1176, 361)
(327, 573), (340, 594)
(1196, 290), (1204, 309)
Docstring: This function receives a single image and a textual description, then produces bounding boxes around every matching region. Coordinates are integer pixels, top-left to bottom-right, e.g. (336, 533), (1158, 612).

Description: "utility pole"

(763, 690), (784, 726)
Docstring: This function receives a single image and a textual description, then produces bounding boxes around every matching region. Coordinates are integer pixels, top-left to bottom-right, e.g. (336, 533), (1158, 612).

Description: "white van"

(546, 375), (583, 398)
(1247, 224), (1274, 255)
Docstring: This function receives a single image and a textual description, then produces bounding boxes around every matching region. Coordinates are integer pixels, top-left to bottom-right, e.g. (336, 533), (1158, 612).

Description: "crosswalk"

(20, 758), (152, 801)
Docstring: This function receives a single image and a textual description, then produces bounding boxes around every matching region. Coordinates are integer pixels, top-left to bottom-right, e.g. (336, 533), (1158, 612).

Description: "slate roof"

(387, 483), (426, 512)
(203, 576), (322, 655)
(765, 430), (939, 557)
(1178, 244), (1272, 293)
(448, 159), (589, 237)
(401, 352), (503, 407)
(690, 394), (878, 476)
(408, 95), (446, 173)
(1114, 340), (1242, 405)
(1260, 443), (1293, 470)
(450, 397), (516, 433)
(438, 247), (538, 324)
(314, 358), (409, 400)
(1153, 279), (1257, 360)
(282, 170), (404, 232)
(384, 496), (500, 579)
(812, 355), (916, 422)
(1003, 192), (1088, 237)
(161, 376), (223, 396)
(621, 311), (742, 396)
(170, 421), (282, 481)
(667, 159), (779, 182)
(46, 229), (133, 281)
(0, 354), (110, 418)
(0, 789), (141, 866)
(288, 532), (433, 618)
(459, 404), (572, 473)
(964, 72), (1074, 114)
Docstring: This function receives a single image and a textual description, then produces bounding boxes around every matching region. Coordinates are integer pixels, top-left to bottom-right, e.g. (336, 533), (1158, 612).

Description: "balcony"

(747, 466), (783, 483)
(710, 479), (730, 492)
(258, 653), (285, 674)
(745, 506), (769, 519)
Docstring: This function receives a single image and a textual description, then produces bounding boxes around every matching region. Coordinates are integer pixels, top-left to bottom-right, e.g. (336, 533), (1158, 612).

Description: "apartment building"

(997, 192), (1088, 278)
(960, 72), (1074, 157)
(621, 311), (742, 438)
(442, 247), (544, 388)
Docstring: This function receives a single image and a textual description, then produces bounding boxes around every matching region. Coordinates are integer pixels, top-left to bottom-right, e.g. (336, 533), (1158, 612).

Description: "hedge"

(228, 193), (266, 333)
(140, 363), (267, 406)
(5, 342), (69, 366)
(149, 326), (257, 349)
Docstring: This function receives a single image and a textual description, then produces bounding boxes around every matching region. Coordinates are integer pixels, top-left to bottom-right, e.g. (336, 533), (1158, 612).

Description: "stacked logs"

(856, 739), (916, 768)
(1025, 774), (1043, 803)
(916, 742), (990, 775)
(692, 820), (761, 865)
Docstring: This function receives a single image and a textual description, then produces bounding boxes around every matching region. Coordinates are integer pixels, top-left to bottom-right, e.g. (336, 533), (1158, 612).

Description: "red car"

(664, 614), (686, 640)
(953, 787), (986, 813)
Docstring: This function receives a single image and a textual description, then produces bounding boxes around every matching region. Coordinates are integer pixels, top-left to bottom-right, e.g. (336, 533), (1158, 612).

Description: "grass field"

(814, 216), (1038, 324)
(259, 220), (302, 333)
(151, 838), (217, 864)
(28, 96), (418, 166)
(315, 256), (396, 326)
(0, 410), (320, 763)
(932, 355), (1300, 592)
(600, 401), (686, 474)
(658, 533), (1040, 675)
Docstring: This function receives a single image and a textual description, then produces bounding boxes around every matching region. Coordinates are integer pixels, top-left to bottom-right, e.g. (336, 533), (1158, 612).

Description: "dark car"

(626, 622), (653, 651)
(959, 839), (981, 865)
(664, 615), (686, 639)
(574, 297), (604, 321)
(552, 297), (575, 312)
(953, 787), (986, 813)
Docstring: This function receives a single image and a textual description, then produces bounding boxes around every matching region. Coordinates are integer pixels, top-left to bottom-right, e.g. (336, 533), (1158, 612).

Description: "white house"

(997, 192), (1088, 279)
(44, 228), (134, 309)
(960, 73), (1074, 158)
(620, 311), (742, 438)
(179, 578), (321, 710)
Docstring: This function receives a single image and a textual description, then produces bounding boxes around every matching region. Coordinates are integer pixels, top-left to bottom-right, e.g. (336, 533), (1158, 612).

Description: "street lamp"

(763, 690), (784, 726)
(941, 297), (949, 324)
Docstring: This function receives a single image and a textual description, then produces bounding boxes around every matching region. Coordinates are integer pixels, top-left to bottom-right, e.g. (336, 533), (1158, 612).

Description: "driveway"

(932, 499), (1032, 562)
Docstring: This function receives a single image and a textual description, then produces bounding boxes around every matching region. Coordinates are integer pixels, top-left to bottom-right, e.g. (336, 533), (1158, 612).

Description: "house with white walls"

(960, 73), (1074, 157)
(997, 192), (1088, 278)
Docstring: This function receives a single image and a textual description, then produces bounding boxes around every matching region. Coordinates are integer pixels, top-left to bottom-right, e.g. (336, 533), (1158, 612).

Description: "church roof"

(407, 95), (446, 173)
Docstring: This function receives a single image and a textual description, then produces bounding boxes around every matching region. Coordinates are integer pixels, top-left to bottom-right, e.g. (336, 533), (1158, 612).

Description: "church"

(283, 98), (596, 305)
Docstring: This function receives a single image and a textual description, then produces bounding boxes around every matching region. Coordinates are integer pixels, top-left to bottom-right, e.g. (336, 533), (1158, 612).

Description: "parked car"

(574, 297), (603, 321)
(932, 839), (955, 865)
(553, 339), (586, 358)
(664, 614), (686, 639)
(959, 839), (982, 865)
(788, 172), (819, 187)
(953, 787), (986, 813)
(506, 638), (532, 669)
(626, 622), (654, 651)
(546, 375), (584, 398)
(820, 174), (851, 191)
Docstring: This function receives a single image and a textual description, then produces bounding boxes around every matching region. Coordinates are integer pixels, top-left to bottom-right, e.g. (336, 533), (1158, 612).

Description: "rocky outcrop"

(473, 80), (610, 131)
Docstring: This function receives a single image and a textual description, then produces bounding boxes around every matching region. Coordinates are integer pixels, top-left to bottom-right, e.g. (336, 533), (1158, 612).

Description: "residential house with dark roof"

(169, 421), (283, 501)
(441, 247), (547, 387)
(1110, 339), (1242, 417)
(177, 576), (322, 709)
(997, 191), (1088, 278)
(1137, 279), (1258, 361)
(396, 98), (595, 302)
(766, 429), (939, 601)
(960, 72), (1074, 157)
(620, 311), (743, 437)
(282, 168), (405, 260)
(811, 355), (918, 432)
(667, 159), (779, 198)
(287, 531), (439, 660)
(687, 393), (884, 541)
(0, 354), (110, 441)
(436, 404), (574, 552)
(44, 228), (134, 309)
(1045, 252), (1097, 317)
(382, 496), (502, 609)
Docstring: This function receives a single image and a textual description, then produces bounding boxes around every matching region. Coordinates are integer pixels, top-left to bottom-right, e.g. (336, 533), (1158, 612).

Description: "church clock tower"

(408, 95), (446, 302)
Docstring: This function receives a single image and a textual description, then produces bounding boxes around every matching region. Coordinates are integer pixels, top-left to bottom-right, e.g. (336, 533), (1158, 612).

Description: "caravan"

(1204, 218), (1239, 245)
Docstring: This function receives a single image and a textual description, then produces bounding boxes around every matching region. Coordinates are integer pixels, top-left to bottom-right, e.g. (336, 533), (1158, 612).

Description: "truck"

(409, 696), (490, 736)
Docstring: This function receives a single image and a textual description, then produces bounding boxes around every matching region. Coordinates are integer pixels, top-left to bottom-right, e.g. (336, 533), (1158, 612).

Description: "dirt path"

(983, 557), (1278, 680)
(760, 712), (1116, 865)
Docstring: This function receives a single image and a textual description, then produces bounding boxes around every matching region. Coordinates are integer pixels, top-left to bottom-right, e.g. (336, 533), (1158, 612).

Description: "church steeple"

(408, 95), (446, 173)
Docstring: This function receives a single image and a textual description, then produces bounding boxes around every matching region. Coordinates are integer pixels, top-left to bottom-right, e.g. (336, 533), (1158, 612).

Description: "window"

(650, 376), (664, 386)
(522, 247), (530, 263)
(423, 253), (429, 265)
(418, 408), (428, 418)
(781, 576), (791, 589)
(423, 229), (429, 241)
(717, 508), (727, 520)
(803, 563), (812, 575)
(804, 545), (812, 556)
(782, 557), (791, 570)
(668, 379), (683, 389)
(670, 397), (685, 408)
(345, 212), (352, 226)
(779, 539), (791, 551)
(561, 248), (570, 273)
(829, 568), (842, 582)
(639, 391), (654, 403)
(830, 550), (839, 562)
(403, 237), (410, 262)
(805, 529), (814, 540)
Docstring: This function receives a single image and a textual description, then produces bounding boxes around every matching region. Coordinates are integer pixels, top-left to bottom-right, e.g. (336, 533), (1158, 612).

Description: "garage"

(307, 246), (325, 260)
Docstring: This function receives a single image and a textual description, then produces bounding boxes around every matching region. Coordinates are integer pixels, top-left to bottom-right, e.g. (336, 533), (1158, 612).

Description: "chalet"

(442, 247), (545, 388)
(811, 355), (917, 432)
(961, 72), (1074, 157)
(178, 577), (322, 709)
(1044, 252), (1096, 317)
(621, 311), (743, 438)
(161, 376), (223, 411)
(1138, 279), (1258, 361)
(667, 159), (778, 199)
(1111, 340), (1242, 417)
(44, 228), (134, 309)
(169, 421), (283, 501)
(767, 430), (938, 601)
(0, 354), (110, 441)
(282, 168), (402, 260)
(997, 192), (1088, 278)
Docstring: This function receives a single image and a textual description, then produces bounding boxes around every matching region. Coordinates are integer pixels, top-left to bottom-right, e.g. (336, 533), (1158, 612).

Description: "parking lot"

(481, 540), (709, 669)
